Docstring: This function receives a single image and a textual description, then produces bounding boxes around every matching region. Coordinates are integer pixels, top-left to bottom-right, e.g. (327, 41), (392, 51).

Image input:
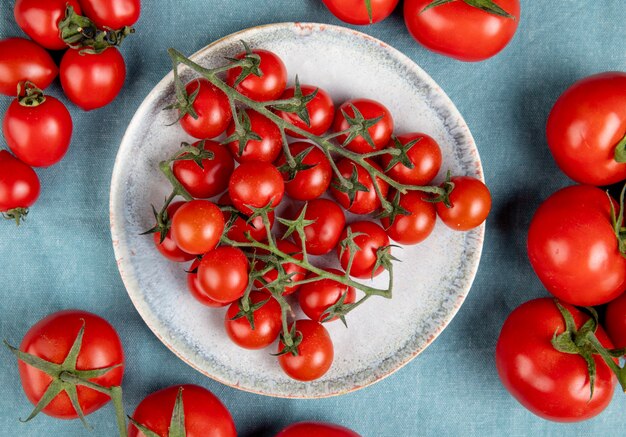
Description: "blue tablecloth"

(2, 2), (625, 436)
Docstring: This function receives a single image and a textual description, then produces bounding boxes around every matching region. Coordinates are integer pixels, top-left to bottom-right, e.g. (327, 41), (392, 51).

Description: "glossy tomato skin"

(229, 161), (284, 215)
(226, 109), (282, 163)
(404, 0), (520, 62)
(436, 176), (491, 231)
(128, 384), (236, 437)
(276, 85), (335, 138)
(18, 310), (124, 419)
(381, 133), (442, 185)
(278, 320), (334, 381)
(605, 292), (626, 349)
(322, 0), (399, 25)
(381, 190), (437, 245)
(292, 198), (346, 255)
(275, 142), (332, 201)
(186, 259), (229, 307)
(198, 246), (249, 303)
(225, 291), (282, 349)
(79, 0), (141, 29)
(218, 192), (274, 243)
(333, 99), (393, 153)
(179, 78), (232, 139)
(170, 200), (225, 255)
(255, 240), (307, 296)
(528, 185), (626, 306)
(299, 269), (356, 322)
(3, 96), (73, 167)
(337, 221), (390, 279)
(0, 38), (57, 96)
(172, 140), (234, 198)
(153, 202), (196, 263)
(277, 422), (361, 437)
(496, 298), (615, 422)
(226, 49), (287, 102)
(60, 47), (126, 111)
(14, 0), (81, 50)
(330, 159), (389, 214)
(0, 150), (40, 212)
(547, 72), (626, 185)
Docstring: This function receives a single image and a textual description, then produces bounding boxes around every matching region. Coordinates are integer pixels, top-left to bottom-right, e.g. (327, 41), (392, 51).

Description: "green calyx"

(421, 0), (516, 19)
(608, 185), (626, 257)
(230, 296), (271, 330)
(276, 146), (317, 181)
(226, 41), (263, 87)
(16, 82), (46, 107)
(364, 0), (373, 23)
(271, 76), (318, 126)
(129, 387), (186, 437)
(221, 109), (262, 157)
(2, 207), (29, 226)
(427, 171), (455, 208)
(614, 131), (626, 163)
(331, 163), (370, 208)
(164, 79), (201, 125)
(383, 136), (420, 172)
(340, 104), (383, 150)
(377, 190), (410, 226)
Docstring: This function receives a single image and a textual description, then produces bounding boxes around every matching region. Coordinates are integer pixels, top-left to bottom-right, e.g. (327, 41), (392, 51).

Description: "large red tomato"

(79, 0), (141, 29)
(14, 0), (82, 50)
(605, 292), (626, 350)
(547, 72), (626, 186)
(172, 140), (234, 198)
(0, 150), (41, 222)
(0, 38), (58, 96)
(404, 0), (521, 62)
(277, 422), (361, 437)
(322, 0), (399, 25)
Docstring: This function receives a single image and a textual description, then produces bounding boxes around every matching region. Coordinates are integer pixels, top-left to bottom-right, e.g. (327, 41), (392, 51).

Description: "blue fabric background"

(1, 1), (625, 436)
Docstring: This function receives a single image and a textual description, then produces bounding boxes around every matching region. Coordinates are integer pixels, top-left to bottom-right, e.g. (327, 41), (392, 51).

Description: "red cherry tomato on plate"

(380, 133), (442, 186)
(605, 292), (626, 350)
(330, 158), (389, 215)
(275, 142), (332, 201)
(322, 0), (399, 25)
(152, 201), (195, 263)
(276, 84), (335, 138)
(178, 78), (232, 139)
(381, 190), (436, 245)
(254, 240), (307, 296)
(0, 150), (40, 219)
(186, 259), (228, 308)
(170, 200), (224, 255)
(0, 38), (57, 96)
(292, 198), (346, 255)
(14, 0), (82, 50)
(226, 49), (287, 102)
(218, 192), (274, 243)
(226, 109), (282, 163)
(79, 0), (141, 29)
(337, 221), (390, 279)
(333, 98), (393, 153)
(225, 291), (282, 349)
(278, 320), (334, 381)
(172, 140), (234, 198)
(299, 269), (356, 323)
(198, 246), (249, 303)
(435, 176), (491, 231)
(229, 161), (284, 216)
(277, 421), (361, 437)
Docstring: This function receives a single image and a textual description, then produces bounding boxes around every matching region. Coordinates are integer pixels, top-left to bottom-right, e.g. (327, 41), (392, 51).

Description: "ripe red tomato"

(528, 185), (626, 306)
(292, 199), (346, 255)
(333, 99), (394, 153)
(255, 240), (307, 296)
(278, 320), (334, 381)
(381, 190), (437, 245)
(228, 161), (284, 216)
(330, 158), (389, 215)
(170, 200), (225, 255)
(404, 0), (520, 62)
(299, 269), (356, 322)
(277, 422), (361, 437)
(546, 72), (626, 186)
(79, 0), (141, 29)
(0, 38), (57, 96)
(224, 291), (282, 349)
(496, 298), (615, 422)
(128, 385), (236, 437)
(436, 176), (491, 231)
(218, 192), (274, 243)
(198, 246), (249, 303)
(275, 84), (335, 138)
(3, 94), (73, 167)
(17, 310), (124, 419)
(322, 0), (399, 25)
(226, 49), (287, 102)
(14, 0), (81, 50)
(337, 221), (390, 279)
(186, 259), (229, 308)
(605, 292), (626, 349)
(179, 78), (232, 139)
(275, 142), (332, 201)
(226, 109), (282, 163)
(60, 47), (126, 111)
(380, 133), (442, 185)
(152, 201), (196, 263)
(0, 150), (40, 218)
(172, 140), (234, 198)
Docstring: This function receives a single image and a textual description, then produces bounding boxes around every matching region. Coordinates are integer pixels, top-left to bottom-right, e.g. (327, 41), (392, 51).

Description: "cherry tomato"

(225, 291), (282, 349)
(14, 0), (81, 50)
(322, 0), (399, 25)
(229, 161), (284, 216)
(179, 78), (232, 139)
(547, 72), (626, 185)
(170, 200), (225, 255)
(152, 201), (195, 263)
(128, 384), (236, 437)
(3, 93), (73, 167)
(299, 269), (356, 323)
(605, 292), (626, 349)
(278, 320), (334, 381)
(277, 422), (361, 437)
(292, 199), (346, 255)
(0, 150), (40, 216)
(276, 84), (335, 138)
(381, 190), (437, 245)
(436, 176), (491, 231)
(60, 47), (126, 111)
(198, 246), (249, 303)
(380, 133), (442, 186)
(218, 192), (274, 243)
(226, 109), (282, 163)
(337, 221), (390, 279)
(254, 240), (307, 296)
(528, 185), (626, 306)
(226, 49), (287, 102)
(185, 259), (229, 308)
(404, 0), (520, 62)
(496, 298), (615, 422)
(0, 38), (57, 96)
(17, 310), (124, 419)
(330, 159), (389, 215)
(79, 0), (141, 29)
(172, 140), (234, 198)
(333, 99), (393, 154)
(275, 142), (332, 201)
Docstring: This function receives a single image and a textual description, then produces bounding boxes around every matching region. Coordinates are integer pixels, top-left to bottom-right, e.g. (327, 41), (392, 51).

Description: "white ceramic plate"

(110, 22), (485, 398)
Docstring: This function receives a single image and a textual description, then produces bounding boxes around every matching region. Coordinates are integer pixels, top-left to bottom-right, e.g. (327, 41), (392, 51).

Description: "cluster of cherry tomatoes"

(321, 0), (521, 62)
(0, 0), (139, 224)
(496, 72), (626, 422)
